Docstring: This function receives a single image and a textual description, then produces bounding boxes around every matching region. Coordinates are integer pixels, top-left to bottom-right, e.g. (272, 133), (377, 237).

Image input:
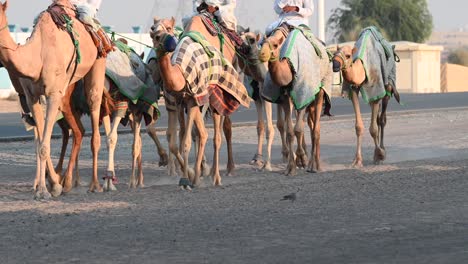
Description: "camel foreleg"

(351, 89), (364, 168)
(282, 98), (297, 176)
(251, 99), (265, 167)
(276, 102), (289, 163)
(129, 112), (143, 188)
(211, 113), (223, 186)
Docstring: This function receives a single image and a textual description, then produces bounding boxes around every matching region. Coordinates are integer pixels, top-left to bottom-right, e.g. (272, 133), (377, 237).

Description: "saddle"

(197, 11), (247, 54)
(47, 0), (114, 59)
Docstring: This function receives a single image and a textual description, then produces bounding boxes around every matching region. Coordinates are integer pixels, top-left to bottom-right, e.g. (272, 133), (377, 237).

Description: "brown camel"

(0, 1), (105, 198)
(152, 14), (249, 188)
(331, 27), (400, 167)
(259, 26), (331, 175)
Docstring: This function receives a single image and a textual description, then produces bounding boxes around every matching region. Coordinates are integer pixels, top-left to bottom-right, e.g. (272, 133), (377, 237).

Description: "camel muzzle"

(332, 60), (341, 72)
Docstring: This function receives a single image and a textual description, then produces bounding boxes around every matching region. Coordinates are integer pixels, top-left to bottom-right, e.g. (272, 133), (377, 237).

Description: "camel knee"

(39, 145), (50, 161)
(355, 123), (364, 137)
(369, 125), (378, 139)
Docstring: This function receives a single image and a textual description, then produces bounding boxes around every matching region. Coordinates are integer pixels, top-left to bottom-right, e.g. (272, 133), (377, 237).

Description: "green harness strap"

(64, 15), (81, 64)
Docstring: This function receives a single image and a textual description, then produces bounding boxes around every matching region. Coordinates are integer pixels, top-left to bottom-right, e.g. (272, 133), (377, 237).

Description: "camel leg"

(378, 90), (391, 161)
(211, 113), (223, 186)
(276, 103), (289, 163)
(60, 84), (86, 193)
(250, 99), (265, 167)
(166, 110), (182, 176)
(56, 119), (70, 175)
(223, 116), (235, 176)
(147, 121), (169, 167)
(104, 113), (122, 192)
(36, 93), (63, 199)
(129, 112), (143, 188)
(351, 89), (364, 168)
(84, 59), (105, 193)
(282, 98), (297, 176)
(294, 109), (307, 170)
(180, 102), (197, 189)
(308, 90), (325, 173)
(262, 100), (274, 171)
(191, 105), (208, 187)
(370, 101), (384, 164)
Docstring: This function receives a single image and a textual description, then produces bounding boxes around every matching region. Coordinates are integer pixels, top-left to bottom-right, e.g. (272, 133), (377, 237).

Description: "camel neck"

(0, 18), (42, 80)
(268, 58), (293, 87)
(343, 60), (366, 86)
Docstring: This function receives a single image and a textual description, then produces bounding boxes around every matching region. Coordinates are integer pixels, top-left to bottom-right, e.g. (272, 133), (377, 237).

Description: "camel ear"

(2, 0), (8, 11)
(256, 33), (262, 43)
(140, 52), (144, 60)
(278, 35), (285, 46)
(352, 47), (357, 55)
(170, 17), (176, 28)
(153, 16), (159, 24)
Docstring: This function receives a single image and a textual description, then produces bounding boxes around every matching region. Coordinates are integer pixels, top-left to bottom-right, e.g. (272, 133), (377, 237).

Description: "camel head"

(150, 17), (178, 56)
(241, 31), (262, 58)
(259, 29), (285, 63)
(332, 45), (354, 73)
(150, 17), (175, 40)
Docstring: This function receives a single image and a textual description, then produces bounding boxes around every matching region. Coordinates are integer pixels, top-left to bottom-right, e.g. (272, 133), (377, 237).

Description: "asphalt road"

(1, 92), (467, 139)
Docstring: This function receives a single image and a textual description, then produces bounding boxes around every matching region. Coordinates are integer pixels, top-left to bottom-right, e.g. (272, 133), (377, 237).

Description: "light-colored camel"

(102, 51), (169, 191)
(238, 31), (292, 171)
(259, 28), (327, 175)
(0, 1), (105, 198)
(153, 15), (244, 188)
(332, 45), (400, 167)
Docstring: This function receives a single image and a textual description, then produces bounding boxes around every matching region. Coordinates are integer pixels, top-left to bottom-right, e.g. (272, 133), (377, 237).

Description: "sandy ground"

(0, 108), (467, 263)
(0, 98), (20, 113)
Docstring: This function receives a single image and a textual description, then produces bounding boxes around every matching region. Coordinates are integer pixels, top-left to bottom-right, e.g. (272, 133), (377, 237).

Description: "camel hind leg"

(129, 112), (143, 188)
(370, 100), (384, 165)
(223, 116), (235, 176)
(377, 86), (392, 163)
(276, 102), (289, 163)
(308, 89), (325, 173)
(212, 113), (223, 186)
(146, 121), (169, 167)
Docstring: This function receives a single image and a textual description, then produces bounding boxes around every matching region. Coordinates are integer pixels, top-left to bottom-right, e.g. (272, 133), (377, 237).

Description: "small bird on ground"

(280, 192), (297, 202)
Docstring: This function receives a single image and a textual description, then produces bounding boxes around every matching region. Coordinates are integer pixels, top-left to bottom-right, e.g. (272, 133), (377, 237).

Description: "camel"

(152, 14), (250, 188)
(259, 25), (332, 175)
(331, 27), (400, 167)
(237, 31), (282, 171)
(0, 0), (106, 199)
(102, 46), (168, 191)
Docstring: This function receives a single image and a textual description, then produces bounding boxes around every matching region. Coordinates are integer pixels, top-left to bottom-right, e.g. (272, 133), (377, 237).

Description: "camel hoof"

(295, 154), (308, 169)
(352, 160), (364, 168)
(213, 177), (222, 186)
(202, 164), (211, 178)
(88, 182), (103, 193)
(50, 184), (63, 197)
(284, 165), (297, 176)
(103, 179), (117, 192)
(178, 178), (193, 190)
(261, 162), (272, 172)
(34, 188), (51, 201)
(374, 148), (386, 164)
(187, 168), (196, 180)
(250, 154), (264, 166)
(158, 153), (169, 167)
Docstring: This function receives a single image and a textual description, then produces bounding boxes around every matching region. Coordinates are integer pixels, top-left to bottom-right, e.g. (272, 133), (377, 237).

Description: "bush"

(447, 48), (468, 67)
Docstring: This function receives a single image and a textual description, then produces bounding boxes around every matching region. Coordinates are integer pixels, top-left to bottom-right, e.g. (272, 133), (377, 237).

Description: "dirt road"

(0, 108), (467, 263)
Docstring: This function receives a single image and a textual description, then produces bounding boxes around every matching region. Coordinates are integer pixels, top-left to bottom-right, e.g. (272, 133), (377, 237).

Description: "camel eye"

(345, 54), (351, 59)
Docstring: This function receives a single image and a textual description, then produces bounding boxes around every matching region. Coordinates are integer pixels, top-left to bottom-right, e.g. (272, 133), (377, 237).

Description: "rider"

(266, 0), (314, 36)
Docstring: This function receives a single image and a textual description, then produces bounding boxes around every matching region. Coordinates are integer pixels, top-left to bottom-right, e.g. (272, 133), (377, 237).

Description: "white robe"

(191, 0), (237, 30)
(266, 0), (314, 35)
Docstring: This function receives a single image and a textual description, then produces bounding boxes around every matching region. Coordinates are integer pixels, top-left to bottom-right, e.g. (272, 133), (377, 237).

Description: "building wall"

(441, 63), (468, 93)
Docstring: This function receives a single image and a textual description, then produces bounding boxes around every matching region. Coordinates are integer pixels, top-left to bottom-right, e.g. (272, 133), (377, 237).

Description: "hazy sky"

(4, 0), (465, 36)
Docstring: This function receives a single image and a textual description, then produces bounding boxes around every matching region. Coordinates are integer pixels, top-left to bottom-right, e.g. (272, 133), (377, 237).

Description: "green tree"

(328, 0), (433, 42)
(447, 48), (468, 67)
